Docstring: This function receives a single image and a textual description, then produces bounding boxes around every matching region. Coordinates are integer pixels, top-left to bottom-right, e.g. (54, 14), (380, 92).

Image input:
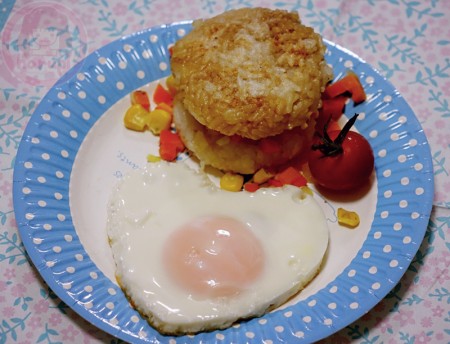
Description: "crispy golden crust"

(171, 7), (332, 140)
(173, 100), (315, 174)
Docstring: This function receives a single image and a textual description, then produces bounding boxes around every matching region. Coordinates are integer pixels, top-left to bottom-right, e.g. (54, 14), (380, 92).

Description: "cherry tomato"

(308, 114), (374, 191)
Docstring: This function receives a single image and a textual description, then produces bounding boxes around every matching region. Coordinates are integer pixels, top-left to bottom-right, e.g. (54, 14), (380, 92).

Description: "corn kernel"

(147, 109), (172, 135)
(146, 154), (161, 163)
(124, 104), (150, 131)
(337, 207), (360, 228)
(166, 74), (177, 95)
(253, 168), (274, 184)
(216, 136), (230, 146)
(220, 173), (244, 192)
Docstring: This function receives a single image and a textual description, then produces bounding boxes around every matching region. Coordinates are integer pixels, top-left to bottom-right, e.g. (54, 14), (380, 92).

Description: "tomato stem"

(312, 113), (359, 157)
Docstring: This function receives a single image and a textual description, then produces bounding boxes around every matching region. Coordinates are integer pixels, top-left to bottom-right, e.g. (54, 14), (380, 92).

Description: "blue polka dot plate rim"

(12, 22), (434, 343)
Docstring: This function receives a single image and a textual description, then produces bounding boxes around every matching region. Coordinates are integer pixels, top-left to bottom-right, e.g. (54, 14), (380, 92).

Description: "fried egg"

(106, 162), (329, 335)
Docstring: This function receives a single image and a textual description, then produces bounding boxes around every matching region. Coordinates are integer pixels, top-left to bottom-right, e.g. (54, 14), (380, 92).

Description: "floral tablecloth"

(0, 0), (449, 343)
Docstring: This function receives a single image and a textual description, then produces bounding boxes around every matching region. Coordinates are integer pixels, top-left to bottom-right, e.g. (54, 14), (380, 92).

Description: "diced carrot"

(155, 102), (173, 114)
(153, 83), (173, 105)
(168, 46), (174, 57)
(244, 182), (260, 192)
(131, 90), (150, 111)
(324, 72), (366, 104)
(268, 179), (283, 187)
(274, 166), (307, 187)
(321, 96), (347, 121)
(259, 137), (281, 154)
(159, 129), (185, 161)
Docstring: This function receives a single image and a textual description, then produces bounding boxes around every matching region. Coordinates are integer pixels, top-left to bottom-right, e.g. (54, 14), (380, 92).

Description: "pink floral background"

(0, 0), (449, 343)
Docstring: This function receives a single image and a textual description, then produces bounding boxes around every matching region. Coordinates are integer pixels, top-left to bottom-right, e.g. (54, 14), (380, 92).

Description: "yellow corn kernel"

(253, 168), (274, 184)
(146, 154), (161, 163)
(337, 207), (360, 228)
(216, 136), (230, 146)
(166, 74), (177, 95)
(301, 185), (313, 196)
(147, 109), (172, 135)
(220, 173), (244, 192)
(124, 104), (150, 131)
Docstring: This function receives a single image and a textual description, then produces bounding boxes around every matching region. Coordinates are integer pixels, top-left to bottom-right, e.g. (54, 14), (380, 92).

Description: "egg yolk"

(163, 216), (265, 299)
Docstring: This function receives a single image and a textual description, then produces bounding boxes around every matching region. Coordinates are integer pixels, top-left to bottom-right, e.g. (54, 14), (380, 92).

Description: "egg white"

(106, 161), (329, 335)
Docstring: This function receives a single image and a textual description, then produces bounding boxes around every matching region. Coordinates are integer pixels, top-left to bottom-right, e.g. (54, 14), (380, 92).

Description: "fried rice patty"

(171, 7), (332, 140)
(173, 100), (315, 175)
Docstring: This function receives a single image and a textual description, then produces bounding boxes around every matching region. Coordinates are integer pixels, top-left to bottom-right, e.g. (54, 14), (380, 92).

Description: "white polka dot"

(64, 235), (72, 242)
(109, 318), (118, 326)
(303, 316), (311, 323)
(398, 154), (407, 163)
(37, 176), (46, 183)
(358, 112), (366, 120)
(324, 318), (333, 325)
(372, 282), (380, 290)
(344, 60), (353, 68)
(264, 340), (273, 344)
(98, 95), (106, 104)
(374, 231), (382, 239)
(26, 213), (34, 220)
(370, 130), (378, 138)
(38, 200), (46, 207)
(369, 266), (377, 274)
(403, 236), (412, 244)
(24, 161), (33, 169)
(50, 130), (58, 138)
(97, 74), (105, 83)
(363, 251), (371, 258)
(123, 44), (132, 52)
(85, 301), (93, 309)
(350, 302), (359, 309)
(177, 28), (186, 37)
(90, 271), (98, 279)
(41, 153), (50, 160)
(284, 311), (292, 318)
(118, 61), (127, 69)
(258, 318), (267, 325)
(414, 163), (423, 171)
(84, 285), (93, 292)
(415, 187), (424, 195)
(131, 315), (139, 323)
(43, 224), (52, 230)
(62, 109), (70, 117)
(106, 302), (114, 310)
(22, 187), (31, 194)
(379, 112), (388, 121)
(54, 192), (63, 200)
(399, 200), (408, 208)
(275, 326), (284, 333)
(70, 130), (78, 139)
(378, 149), (387, 158)
(138, 331), (147, 338)
(82, 112), (90, 120)
(348, 269), (356, 277)
(383, 244), (392, 253)
(56, 171), (64, 179)
(390, 133), (399, 141)
(62, 282), (72, 290)
(383, 169), (392, 177)
(58, 92), (66, 100)
(390, 259), (399, 267)
(294, 331), (304, 338)
(350, 286), (359, 293)
(383, 95), (392, 102)
(411, 212), (420, 219)
(33, 238), (43, 244)
(98, 57), (107, 64)
(401, 177), (409, 185)
(308, 299), (317, 307)
(246, 331), (255, 338)
(381, 211), (389, 219)
(142, 50), (151, 59)
(328, 302), (337, 310)
(61, 150), (69, 158)
(116, 81), (124, 90)
(31, 137), (40, 144)
(137, 70), (145, 79)
(57, 214), (65, 221)
(46, 261), (55, 267)
(398, 115), (407, 124)
(329, 286), (338, 293)
(159, 62), (167, 71)
(409, 138), (417, 147)
(42, 113), (51, 121)
(365, 76), (374, 84)
(77, 73), (85, 81)
(75, 254), (83, 261)
(108, 288), (116, 295)
(78, 91), (86, 99)
(66, 266), (75, 273)
(384, 190), (392, 198)
(150, 34), (158, 43)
